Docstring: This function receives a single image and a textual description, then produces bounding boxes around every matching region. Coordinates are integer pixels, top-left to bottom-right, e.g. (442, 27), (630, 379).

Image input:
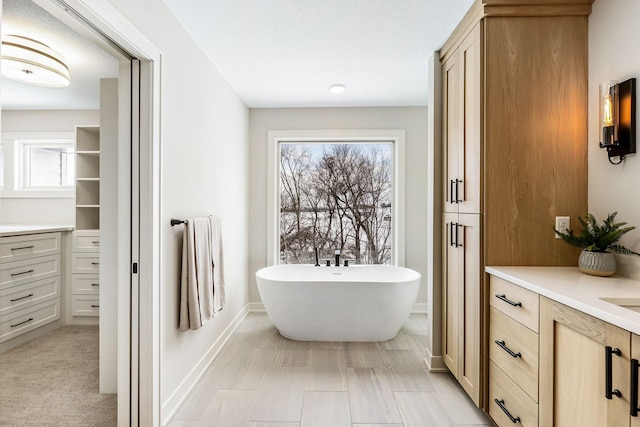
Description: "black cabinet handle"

(606, 346), (622, 399)
(91, 262), (100, 266)
(11, 269), (34, 277)
(455, 178), (462, 203)
(449, 222), (455, 247)
(495, 340), (522, 358)
(11, 318), (34, 328)
(91, 283), (100, 287)
(494, 399), (520, 423)
(11, 245), (34, 251)
(495, 294), (522, 307)
(455, 223), (463, 248)
(450, 179), (456, 204)
(91, 304), (100, 308)
(632, 358), (640, 416)
(10, 293), (34, 302)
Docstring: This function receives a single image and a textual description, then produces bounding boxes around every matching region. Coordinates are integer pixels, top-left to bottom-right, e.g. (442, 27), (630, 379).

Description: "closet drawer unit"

(489, 361), (538, 427)
(0, 255), (60, 289)
(489, 307), (539, 401)
(0, 276), (60, 317)
(490, 276), (539, 333)
(72, 232), (100, 253)
(0, 232), (61, 263)
(71, 274), (100, 295)
(71, 254), (100, 274)
(71, 295), (99, 316)
(0, 299), (60, 343)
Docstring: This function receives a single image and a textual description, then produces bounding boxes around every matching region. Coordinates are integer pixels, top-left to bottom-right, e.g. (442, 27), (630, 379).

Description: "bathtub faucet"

(334, 250), (340, 267)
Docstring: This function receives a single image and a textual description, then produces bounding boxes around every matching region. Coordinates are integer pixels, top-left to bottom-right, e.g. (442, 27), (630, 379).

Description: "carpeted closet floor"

(0, 326), (116, 426)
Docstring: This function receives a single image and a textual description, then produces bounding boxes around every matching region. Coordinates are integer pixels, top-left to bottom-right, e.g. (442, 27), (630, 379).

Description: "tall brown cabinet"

(440, 0), (592, 409)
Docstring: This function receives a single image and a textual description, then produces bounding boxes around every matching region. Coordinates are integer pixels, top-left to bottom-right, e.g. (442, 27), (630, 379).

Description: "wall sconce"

(599, 78), (636, 165)
(1, 34), (71, 88)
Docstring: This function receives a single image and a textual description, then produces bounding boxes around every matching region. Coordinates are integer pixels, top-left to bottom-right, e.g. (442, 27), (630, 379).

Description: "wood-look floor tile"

(310, 341), (345, 350)
(212, 334), (253, 367)
(379, 332), (413, 350)
(305, 350), (347, 391)
(301, 391), (351, 427)
(382, 350), (434, 392)
(344, 341), (381, 351)
(346, 368), (403, 424)
(394, 391), (455, 426)
(167, 421), (199, 427)
(345, 350), (387, 368)
(234, 312), (266, 334)
(249, 423), (300, 427)
(251, 367), (306, 422)
(196, 389), (258, 427)
(401, 314), (428, 335)
(350, 424), (404, 427)
(430, 372), (488, 425)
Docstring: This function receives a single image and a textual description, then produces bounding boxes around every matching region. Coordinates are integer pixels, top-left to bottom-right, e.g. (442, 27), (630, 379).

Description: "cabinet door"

(458, 213), (481, 405)
(443, 54), (460, 213)
(540, 297), (630, 427)
(442, 212), (460, 376)
(457, 22), (481, 214)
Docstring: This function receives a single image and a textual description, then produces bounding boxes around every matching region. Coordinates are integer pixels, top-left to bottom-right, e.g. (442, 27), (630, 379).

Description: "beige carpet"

(0, 326), (116, 426)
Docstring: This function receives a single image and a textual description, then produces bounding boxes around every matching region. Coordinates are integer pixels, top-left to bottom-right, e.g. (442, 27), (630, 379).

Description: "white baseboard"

(161, 305), (249, 426)
(424, 347), (448, 372)
(412, 302), (428, 314)
(247, 302), (265, 312)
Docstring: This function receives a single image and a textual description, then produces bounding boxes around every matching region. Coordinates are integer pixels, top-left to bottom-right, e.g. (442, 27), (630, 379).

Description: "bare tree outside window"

(280, 143), (393, 265)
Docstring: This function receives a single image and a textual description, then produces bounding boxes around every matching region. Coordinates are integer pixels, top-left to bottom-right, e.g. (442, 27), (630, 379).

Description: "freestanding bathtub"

(255, 264), (421, 342)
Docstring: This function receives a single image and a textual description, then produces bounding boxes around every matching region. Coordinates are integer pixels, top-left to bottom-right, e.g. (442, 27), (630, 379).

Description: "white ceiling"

(163, 0), (475, 108)
(1, 0), (120, 110)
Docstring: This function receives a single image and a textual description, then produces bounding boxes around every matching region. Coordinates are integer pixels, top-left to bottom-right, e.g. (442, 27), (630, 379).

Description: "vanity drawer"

(72, 231), (100, 253)
(71, 274), (100, 295)
(489, 307), (539, 401)
(0, 232), (61, 263)
(0, 276), (60, 317)
(0, 299), (60, 343)
(490, 276), (539, 332)
(489, 361), (538, 427)
(71, 295), (99, 316)
(0, 255), (60, 290)
(72, 254), (100, 273)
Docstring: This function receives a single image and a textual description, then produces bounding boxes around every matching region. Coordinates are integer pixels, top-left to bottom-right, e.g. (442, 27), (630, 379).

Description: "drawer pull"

(632, 358), (640, 416)
(11, 318), (34, 328)
(91, 283), (100, 287)
(495, 294), (522, 307)
(11, 245), (35, 251)
(11, 269), (34, 277)
(495, 340), (522, 358)
(494, 399), (521, 423)
(606, 346), (623, 399)
(91, 241), (100, 244)
(91, 262), (100, 266)
(91, 304), (100, 308)
(10, 293), (34, 302)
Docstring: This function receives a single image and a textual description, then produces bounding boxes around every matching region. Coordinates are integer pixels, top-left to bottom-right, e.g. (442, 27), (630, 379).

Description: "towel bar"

(171, 219), (188, 226)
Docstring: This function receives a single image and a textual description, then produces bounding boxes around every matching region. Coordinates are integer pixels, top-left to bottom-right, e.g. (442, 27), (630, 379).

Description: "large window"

(268, 130), (406, 266)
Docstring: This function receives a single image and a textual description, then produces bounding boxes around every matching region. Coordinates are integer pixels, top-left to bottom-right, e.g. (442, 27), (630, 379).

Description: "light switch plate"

(555, 216), (570, 239)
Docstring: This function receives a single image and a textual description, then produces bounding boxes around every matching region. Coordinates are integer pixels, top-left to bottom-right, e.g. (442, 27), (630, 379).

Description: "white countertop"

(486, 266), (640, 335)
(0, 224), (74, 237)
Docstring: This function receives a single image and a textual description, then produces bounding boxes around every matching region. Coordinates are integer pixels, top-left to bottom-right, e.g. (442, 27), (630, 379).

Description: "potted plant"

(554, 212), (640, 276)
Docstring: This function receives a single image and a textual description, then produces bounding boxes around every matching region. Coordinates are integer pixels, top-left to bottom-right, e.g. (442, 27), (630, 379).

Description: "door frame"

(42, 1), (162, 425)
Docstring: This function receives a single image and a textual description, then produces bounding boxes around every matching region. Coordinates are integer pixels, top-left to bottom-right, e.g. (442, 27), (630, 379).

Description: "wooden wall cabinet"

(440, 0), (591, 409)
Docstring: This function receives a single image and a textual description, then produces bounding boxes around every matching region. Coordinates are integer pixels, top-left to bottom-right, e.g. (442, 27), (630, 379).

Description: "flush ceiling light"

(1, 34), (71, 88)
(329, 84), (347, 94)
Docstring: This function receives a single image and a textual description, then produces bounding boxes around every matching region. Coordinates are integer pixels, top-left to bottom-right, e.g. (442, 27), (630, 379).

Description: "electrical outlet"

(555, 216), (570, 239)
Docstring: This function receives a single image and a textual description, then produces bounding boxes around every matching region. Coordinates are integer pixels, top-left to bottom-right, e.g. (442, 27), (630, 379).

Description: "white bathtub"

(255, 264), (421, 342)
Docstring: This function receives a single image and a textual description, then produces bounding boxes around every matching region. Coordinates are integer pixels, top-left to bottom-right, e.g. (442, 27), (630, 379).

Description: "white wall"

(589, 0), (640, 279)
(249, 107), (429, 306)
(103, 0), (250, 422)
(0, 110), (99, 224)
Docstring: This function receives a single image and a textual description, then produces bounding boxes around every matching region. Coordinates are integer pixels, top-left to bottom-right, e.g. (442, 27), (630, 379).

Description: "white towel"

(179, 216), (225, 331)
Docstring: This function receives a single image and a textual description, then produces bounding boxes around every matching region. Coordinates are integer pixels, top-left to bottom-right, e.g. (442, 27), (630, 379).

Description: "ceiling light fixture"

(1, 34), (71, 88)
(329, 84), (347, 94)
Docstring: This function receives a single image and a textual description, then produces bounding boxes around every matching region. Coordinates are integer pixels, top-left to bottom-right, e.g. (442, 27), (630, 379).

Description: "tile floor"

(168, 312), (490, 427)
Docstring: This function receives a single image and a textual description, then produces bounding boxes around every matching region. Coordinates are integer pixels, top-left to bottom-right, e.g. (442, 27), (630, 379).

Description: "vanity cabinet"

(440, 0), (591, 409)
(540, 296), (631, 427)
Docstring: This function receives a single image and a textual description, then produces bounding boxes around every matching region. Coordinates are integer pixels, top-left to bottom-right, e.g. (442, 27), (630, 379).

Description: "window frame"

(267, 130), (406, 266)
(1, 132), (75, 198)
